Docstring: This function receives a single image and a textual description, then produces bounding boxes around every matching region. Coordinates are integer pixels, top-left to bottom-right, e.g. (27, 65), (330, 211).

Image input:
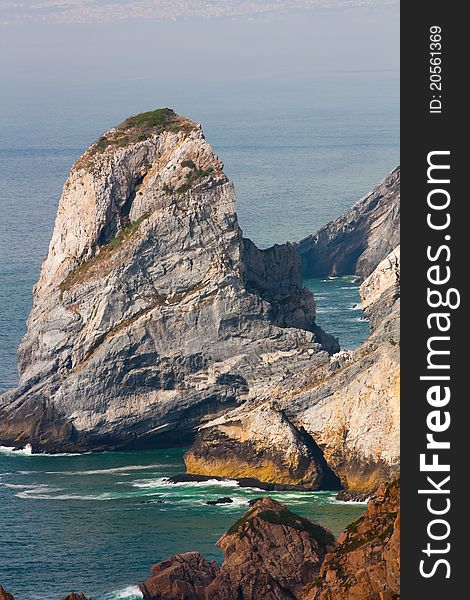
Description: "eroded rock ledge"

(0, 108), (336, 453)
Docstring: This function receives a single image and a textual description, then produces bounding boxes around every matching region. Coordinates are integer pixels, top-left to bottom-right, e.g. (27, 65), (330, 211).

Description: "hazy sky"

(0, 1), (399, 151)
(1, 1), (398, 24)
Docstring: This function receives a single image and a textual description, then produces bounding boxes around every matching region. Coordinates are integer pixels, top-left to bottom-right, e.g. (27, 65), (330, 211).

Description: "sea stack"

(0, 109), (336, 452)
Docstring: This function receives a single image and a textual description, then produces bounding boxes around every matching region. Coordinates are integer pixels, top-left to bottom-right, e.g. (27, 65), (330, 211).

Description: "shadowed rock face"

(0, 109), (336, 453)
(303, 480), (400, 600)
(186, 244), (400, 498)
(297, 166), (400, 279)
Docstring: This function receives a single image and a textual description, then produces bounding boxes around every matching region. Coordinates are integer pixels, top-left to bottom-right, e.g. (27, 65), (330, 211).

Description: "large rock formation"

(185, 403), (341, 490)
(288, 246), (400, 498)
(186, 185), (400, 497)
(303, 480), (400, 599)
(0, 109), (336, 452)
(139, 498), (335, 600)
(297, 166), (400, 279)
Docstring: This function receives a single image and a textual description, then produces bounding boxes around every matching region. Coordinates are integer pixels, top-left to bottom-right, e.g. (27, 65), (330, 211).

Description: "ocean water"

(304, 276), (369, 349)
(0, 447), (366, 600)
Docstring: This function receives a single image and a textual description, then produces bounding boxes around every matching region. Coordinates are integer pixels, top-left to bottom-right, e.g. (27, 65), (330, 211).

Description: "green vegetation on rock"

(59, 213), (149, 293)
(83, 109), (197, 160)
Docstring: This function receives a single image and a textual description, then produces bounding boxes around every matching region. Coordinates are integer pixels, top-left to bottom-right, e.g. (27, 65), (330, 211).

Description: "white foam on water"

(100, 585), (143, 600)
(330, 497), (369, 505)
(0, 443), (33, 456)
(132, 477), (237, 489)
(47, 464), (169, 476)
(0, 443), (87, 457)
(2, 483), (42, 490)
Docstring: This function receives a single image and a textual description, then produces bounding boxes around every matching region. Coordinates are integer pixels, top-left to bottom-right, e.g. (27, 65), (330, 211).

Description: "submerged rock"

(139, 552), (219, 600)
(0, 109), (335, 452)
(302, 480), (400, 599)
(206, 497), (233, 505)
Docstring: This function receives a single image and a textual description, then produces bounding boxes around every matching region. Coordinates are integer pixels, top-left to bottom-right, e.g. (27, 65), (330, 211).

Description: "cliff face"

(0, 109), (334, 452)
(186, 185), (400, 496)
(297, 167), (400, 279)
(303, 480), (400, 600)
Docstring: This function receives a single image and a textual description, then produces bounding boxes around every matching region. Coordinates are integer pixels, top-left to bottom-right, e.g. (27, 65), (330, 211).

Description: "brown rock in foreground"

(303, 480), (400, 599)
(0, 586), (14, 600)
(206, 497), (335, 600)
(139, 552), (219, 599)
(140, 498), (335, 600)
(60, 594), (91, 600)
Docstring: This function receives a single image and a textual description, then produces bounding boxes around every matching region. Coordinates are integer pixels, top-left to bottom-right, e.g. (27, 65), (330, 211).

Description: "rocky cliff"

(186, 190), (400, 496)
(297, 167), (400, 279)
(0, 109), (335, 452)
(303, 480), (400, 599)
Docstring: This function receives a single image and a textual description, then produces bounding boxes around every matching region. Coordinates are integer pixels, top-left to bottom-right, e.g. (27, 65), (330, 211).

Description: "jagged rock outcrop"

(139, 552), (219, 600)
(186, 177), (400, 496)
(0, 586), (14, 600)
(139, 498), (335, 600)
(0, 108), (335, 452)
(206, 498), (335, 600)
(297, 166), (400, 279)
(60, 594), (90, 600)
(185, 404), (341, 490)
(303, 480), (400, 599)
(288, 246), (400, 498)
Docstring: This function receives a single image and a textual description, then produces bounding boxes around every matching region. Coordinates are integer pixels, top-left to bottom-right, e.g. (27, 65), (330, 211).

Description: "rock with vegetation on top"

(0, 108), (336, 453)
(205, 497), (335, 600)
(139, 498), (335, 600)
(302, 480), (400, 599)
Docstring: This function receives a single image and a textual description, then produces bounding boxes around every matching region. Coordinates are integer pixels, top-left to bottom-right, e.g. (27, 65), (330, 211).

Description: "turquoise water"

(0, 447), (366, 600)
(304, 276), (369, 349)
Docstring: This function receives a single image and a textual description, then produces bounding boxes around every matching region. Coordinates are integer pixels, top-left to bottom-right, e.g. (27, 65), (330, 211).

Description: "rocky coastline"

(0, 108), (400, 599)
(0, 481), (400, 600)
